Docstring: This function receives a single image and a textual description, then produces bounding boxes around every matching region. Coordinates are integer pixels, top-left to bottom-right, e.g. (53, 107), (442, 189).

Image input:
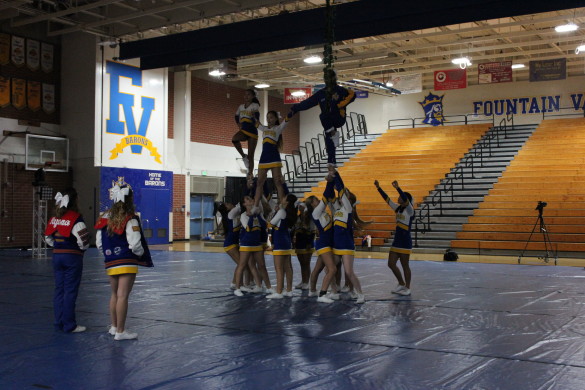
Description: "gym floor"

(2, 245), (585, 389)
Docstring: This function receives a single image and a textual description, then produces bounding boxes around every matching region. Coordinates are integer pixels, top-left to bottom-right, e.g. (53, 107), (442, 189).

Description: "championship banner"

(390, 73), (422, 94)
(27, 80), (41, 111)
(434, 68), (467, 90)
(0, 33), (10, 65)
(42, 83), (55, 113)
(27, 39), (40, 71)
(284, 87), (312, 104)
(529, 58), (566, 82)
(11, 36), (25, 67)
(41, 43), (54, 73)
(478, 61), (512, 84)
(11, 78), (26, 109)
(0, 76), (10, 107)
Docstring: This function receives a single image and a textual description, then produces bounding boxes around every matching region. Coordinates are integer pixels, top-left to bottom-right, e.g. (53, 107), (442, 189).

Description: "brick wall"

(0, 163), (72, 248)
(190, 77), (300, 153)
(172, 173), (186, 240)
(168, 72), (174, 139)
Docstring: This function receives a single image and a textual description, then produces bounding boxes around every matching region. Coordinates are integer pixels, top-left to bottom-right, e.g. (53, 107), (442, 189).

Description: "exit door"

(141, 189), (170, 245)
(190, 194), (215, 239)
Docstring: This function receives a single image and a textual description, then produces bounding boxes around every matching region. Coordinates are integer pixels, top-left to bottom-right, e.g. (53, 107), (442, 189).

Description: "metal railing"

(388, 113), (495, 129)
(542, 106), (585, 119)
(283, 112), (368, 192)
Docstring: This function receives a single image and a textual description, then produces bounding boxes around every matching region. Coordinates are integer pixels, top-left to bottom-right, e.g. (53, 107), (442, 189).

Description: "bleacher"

(451, 118), (585, 254)
(304, 124), (492, 247)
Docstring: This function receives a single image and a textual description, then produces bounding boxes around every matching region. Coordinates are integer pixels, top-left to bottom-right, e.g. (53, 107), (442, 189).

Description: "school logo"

(419, 92), (445, 126)
(105, 61), (162, 163)
(108, 176), (131, 200)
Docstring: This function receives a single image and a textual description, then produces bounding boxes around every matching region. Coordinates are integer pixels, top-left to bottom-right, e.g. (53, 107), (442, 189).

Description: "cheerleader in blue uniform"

(374, 179), (414, 296)
(331, 168), (369, 304)
(266, 194), (298, 299)
(45, 188), (90, 333)
(233, 195), (265, 297)
(252, 110), (289, 213)
(217, 201), (250, 289)
(292, 204), (315, 290)
(232, 89), (260, 176)
(304, 174), (340, 303)
(95, 185), (152, 341)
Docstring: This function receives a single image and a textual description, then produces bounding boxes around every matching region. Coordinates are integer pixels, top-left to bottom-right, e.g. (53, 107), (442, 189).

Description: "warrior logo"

(419, 92), (445, 126)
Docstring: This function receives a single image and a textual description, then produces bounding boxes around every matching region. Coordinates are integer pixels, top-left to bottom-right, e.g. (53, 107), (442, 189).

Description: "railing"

(388, 113), (494, 129)
(412, 113), (514, 246)
(283, 112), (368, 193)
(542, 106), (585, 119)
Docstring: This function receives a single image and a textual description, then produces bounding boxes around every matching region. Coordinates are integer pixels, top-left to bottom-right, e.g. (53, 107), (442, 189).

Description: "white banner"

(41, 42), (53, 73)
(27, 39), (40, 71)
(11, 36), (25, 67)
(98, 54), (167, 170)
(390, 73), (422, 95)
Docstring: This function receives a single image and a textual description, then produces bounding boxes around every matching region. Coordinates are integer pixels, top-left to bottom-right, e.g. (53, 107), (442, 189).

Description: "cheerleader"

(233, 195), (265, 296)
(266, 195), (297, 299)
(331, 168), (369, 303)
(374, 180), (414, 296)
(217, 202), (251, 289)
(44, 188), (90, 333)
(252, 110), (289, 212)
(292, 203), (315, 290)
(304, 174), (340, 303)
(289, 69), (355, 167)
(95, 185), (152, 340)
(232, 89), (260, 176)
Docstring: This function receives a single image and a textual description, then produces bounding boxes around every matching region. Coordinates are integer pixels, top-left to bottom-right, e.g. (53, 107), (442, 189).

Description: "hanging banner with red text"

(434, 68), (467, 90)
(478, 61), (512, 84)
(284, 87), (312, 104)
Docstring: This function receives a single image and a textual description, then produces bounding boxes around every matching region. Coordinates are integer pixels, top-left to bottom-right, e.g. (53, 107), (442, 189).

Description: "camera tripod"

(518, 203), (557, 265)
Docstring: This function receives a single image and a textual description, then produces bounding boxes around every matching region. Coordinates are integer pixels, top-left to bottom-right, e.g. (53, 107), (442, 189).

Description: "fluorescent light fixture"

(303, 55), (322, 64)
(511, 64), (525, 69)
(290, 90), (306, 97)
(386, 81), (394, 87)
(555, 23), (579, 32)
(208, 69), (225, 77)
(353, 79), (373, 84)
(451, 56), (472, 69)
(255, 83), (270, 89)
(576, 44), (585, 54)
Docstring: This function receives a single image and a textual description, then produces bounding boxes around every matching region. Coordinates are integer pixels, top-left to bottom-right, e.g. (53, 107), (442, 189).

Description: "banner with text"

(434, 69), (467, 90)
(284, 87), (312, 104)
(390, 73), (422, 94)
(478, 61), (512, 84)
(529, 58), (566, 82)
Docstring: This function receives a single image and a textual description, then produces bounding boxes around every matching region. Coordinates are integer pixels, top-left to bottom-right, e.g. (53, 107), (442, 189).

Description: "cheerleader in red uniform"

(45, 188), (89, 333)
(95, 185), (152, 340)
(232, 89), (260, 176)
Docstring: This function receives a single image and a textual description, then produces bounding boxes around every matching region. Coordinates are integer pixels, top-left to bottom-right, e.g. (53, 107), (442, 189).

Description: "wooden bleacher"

(303, 124), (492, 247)
(452, 118), (585, 253)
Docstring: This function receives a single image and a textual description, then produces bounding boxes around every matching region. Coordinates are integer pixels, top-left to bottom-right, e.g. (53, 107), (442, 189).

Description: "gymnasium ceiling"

(4, 0), (585, 92)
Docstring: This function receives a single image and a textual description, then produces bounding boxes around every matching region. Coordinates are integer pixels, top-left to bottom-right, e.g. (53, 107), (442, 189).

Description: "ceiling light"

(290, 90), (306, 97)
(451, 56), (472, 69)
(555, 23), (579, 33)
(386, 81), (393, 87)
(576, 44), (585, 54)
(511, 64), (525, 69)
(303, 55), (322, 64)
(255, 83), (270, 89)
(208, 69), (226, 77)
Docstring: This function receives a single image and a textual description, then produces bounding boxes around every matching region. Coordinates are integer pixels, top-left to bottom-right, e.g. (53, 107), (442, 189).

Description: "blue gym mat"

(2, 249), (585, 389)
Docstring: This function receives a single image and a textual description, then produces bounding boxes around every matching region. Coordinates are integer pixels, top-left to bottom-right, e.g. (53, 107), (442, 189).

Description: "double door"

(190, 194), (215, 239)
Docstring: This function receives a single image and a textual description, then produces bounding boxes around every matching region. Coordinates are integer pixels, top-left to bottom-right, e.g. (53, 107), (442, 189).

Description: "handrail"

(388, 113), (495, 129)
(542, 106), (585, 119)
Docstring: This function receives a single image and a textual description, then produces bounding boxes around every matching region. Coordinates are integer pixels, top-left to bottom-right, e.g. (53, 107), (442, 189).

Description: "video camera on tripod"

(535, 201), (547, 212)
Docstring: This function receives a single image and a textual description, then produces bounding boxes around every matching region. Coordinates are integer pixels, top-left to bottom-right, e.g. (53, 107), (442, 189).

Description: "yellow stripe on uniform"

(107, 266), (138, 276)
(397, 222), (410, 231)
(263, 138), (277, 145)
(391, 247), (412, 254)
(333, 249), (355, 256)
(224, 244), (239, 252)
(273, 249), (295, 256)
(316, 247), (332, 255)
(334, 220), (347, 229)
(240, 129), (258, 139)
(258, 162), (282, 169)
(240, 245), (263, 252)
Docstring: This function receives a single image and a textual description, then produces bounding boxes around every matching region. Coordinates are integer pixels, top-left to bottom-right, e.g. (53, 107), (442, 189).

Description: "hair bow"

(352, 200), (360, 207)
(112, 185), (129, 203)
(54, 192), (69, 208)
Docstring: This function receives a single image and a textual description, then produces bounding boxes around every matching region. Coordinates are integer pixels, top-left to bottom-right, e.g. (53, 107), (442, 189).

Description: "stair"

(406, 124), (537, 252)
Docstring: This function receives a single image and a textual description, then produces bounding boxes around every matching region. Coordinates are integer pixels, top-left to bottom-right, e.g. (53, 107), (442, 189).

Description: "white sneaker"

(295, 282), (304, 289)
(391, 284), (406, 294)
(396, 288), (411, 296)
(234, 289), (244, 297)
(340, 286), (350, 293)
(114, 330), (138, 341)
(308, 290), (318, 297)
(317, 295), (334, 303)
(300, 283), (309, 290)
(230, 283), (236, 290)
(251, 286), (264, 294)
(71, 325), (86, 333)
(349, 291), (358, 300)
(108, 325), (117, 336)
(266, 293), (284, 299)
(328, 293), (340, 301)
(265, 288), (275, 294)
(356, 294), (366, 304)
(240, 286), (252, 292)
(283, 290), (294, 297)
